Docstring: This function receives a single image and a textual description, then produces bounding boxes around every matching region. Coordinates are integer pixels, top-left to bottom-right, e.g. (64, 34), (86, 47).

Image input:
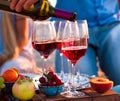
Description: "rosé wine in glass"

(62, 46), (87, 65)
(61, 20), (88, 97)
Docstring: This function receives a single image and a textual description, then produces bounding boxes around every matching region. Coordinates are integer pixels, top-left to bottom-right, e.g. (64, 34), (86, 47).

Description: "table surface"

(32, 88), (120, 101)
(0, 88), (119, 101)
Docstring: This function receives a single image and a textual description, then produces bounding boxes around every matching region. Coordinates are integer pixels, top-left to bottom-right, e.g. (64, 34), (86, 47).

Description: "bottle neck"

(53, 8), (77, 21)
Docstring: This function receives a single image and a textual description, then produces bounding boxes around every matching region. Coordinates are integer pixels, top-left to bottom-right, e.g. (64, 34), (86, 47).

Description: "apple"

(90, 77), (113, 93)
(12, 78), (35, 100)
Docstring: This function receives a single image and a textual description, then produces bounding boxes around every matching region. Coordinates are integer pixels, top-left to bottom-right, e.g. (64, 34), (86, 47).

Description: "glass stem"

(71, 64), (76, 92)
(76, 63), (81, 84)
(67, 59), (71, 83)
(41, 56), (44, 72)
(60, 53), (63, 72)
(60, 53), (64, 80)
(44, 58), (47, 73)
(67, 59), (71, 74)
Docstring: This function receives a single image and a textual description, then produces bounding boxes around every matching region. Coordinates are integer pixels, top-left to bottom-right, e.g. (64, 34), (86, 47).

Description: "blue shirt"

(52, 0), (119, 27)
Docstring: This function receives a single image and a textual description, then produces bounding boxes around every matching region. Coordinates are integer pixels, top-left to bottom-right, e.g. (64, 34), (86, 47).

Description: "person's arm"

(15, 16), (29, 52)
(0, 15), (29, 66)
(8, 0), (39, 12)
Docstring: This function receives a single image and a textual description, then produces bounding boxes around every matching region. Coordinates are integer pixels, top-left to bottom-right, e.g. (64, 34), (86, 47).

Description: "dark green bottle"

(0, 0), (77, 21)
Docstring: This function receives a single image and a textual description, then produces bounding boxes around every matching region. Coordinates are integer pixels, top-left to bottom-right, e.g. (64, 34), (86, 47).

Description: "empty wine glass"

(61, 20), (88, 97)
(32, 21), (56, 72)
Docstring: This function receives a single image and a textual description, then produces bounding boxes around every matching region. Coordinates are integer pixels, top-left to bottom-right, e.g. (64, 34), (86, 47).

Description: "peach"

(10, 67), (19, 74)
(2, 68), (19, 82)
(90, 77), (113, 93)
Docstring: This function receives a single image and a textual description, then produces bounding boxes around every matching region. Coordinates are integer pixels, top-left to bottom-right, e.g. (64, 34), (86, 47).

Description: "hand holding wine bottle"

(8, 0), (39, 12)
(0, 0), (77, 21)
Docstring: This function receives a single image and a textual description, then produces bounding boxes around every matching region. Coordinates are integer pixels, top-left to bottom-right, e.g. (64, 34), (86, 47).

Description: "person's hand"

(8, 0), (39, 12)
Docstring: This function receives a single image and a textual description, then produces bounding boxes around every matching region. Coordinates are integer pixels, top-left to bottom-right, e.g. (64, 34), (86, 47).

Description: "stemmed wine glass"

(32, 21), (56, 72)
(75, 20), (89, 85)
(61, 20), (88, 97)
(53, 20), (67, 81)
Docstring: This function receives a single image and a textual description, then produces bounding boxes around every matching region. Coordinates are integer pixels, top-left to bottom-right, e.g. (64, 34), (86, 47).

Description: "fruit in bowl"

(2, 67), (19, 82)
(1, 68), (20, 93)
(0, 76), (5, 94)
(0, 76), (5, 89)
(90, 77), (113, 93)
(39, 71), (64, 97)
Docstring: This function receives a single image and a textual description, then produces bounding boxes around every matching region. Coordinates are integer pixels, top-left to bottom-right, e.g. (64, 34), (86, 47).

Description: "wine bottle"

(0, 0), (77, 21)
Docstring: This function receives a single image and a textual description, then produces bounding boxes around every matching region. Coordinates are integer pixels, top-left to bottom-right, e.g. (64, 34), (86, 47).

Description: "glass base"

(61, 90), (85, 98)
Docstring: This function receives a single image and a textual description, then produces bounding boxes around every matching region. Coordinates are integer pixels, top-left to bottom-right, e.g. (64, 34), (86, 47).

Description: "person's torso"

(52, 0), (119, 27)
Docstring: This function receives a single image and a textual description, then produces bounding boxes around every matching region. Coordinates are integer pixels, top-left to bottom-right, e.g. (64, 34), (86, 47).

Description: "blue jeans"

(55, 21), (120, 86)
(112, 85), (120, 94)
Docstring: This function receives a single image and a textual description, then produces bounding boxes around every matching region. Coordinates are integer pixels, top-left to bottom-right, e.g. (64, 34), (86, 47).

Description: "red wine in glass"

(32, 41), (35, 49)
(62, 46), (87, 65)
(33, 40), (56, 59)
(61, 20), (88, 97)
(62, 38), (87, 64)
(56, 40), (62, 53)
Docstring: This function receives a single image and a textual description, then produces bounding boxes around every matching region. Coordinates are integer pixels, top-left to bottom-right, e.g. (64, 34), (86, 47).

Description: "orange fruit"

(90, 77), (113, 93)
(10, 67), (19, 74)
(2, 69), (19, 82)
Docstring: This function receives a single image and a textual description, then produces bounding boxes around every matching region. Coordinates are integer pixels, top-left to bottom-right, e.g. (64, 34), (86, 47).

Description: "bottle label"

(25, 5), (34, 11)
(40, 0), (49, 16)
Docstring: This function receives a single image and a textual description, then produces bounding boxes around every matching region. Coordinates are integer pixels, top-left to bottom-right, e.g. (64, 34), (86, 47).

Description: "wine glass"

(32, 21), (44, 72)
(75, 20), (89, 85)
(53, 20), (68, 81)
(61, 20), (88, 97)
(32, 21), (56, 72)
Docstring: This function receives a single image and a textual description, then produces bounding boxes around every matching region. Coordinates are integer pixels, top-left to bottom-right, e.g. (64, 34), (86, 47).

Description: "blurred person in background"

(51, 0), (120, 86)
(0, 0), (43, 74)
(0, 0), (56, 74)
(0, 12), (42, 75)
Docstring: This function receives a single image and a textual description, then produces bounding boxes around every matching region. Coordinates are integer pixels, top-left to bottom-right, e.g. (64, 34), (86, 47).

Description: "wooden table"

(0, 88), (119, 101)
(32, 88), (120, 101)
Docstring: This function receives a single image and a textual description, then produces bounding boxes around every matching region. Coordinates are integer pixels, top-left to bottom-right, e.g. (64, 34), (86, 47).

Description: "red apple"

(12, 78), (35, 100)
(90, 77), (113, 93)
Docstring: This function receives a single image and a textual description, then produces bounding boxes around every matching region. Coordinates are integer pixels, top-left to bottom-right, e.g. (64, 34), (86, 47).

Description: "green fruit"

(0, 76), (4, 83)
(0, 83), (5, 89)
(0, 77), (5, 89)
(12, 78), (35, 100)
